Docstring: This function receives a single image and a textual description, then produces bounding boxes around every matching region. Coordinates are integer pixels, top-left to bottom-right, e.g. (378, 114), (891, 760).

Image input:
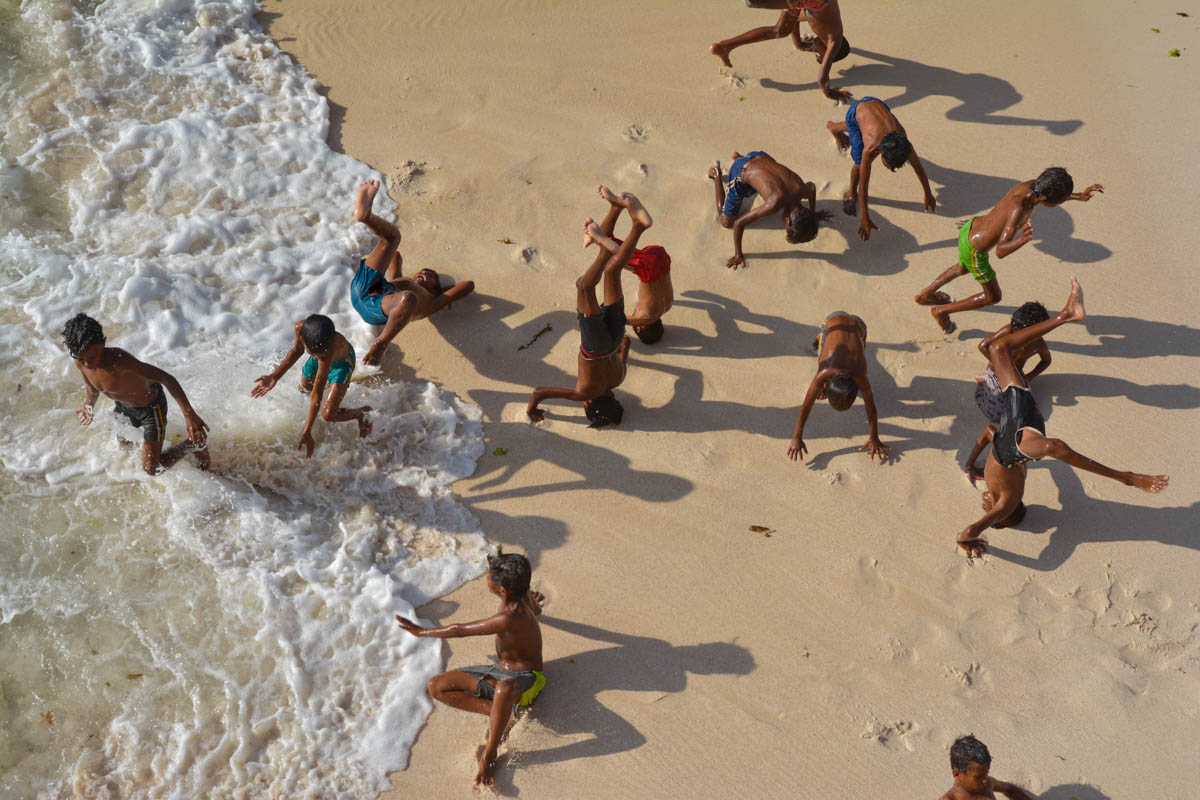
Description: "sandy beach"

(259, 1), (1199, 797)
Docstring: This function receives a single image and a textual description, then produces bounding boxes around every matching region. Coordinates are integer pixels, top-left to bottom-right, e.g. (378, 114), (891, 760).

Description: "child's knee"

(985, 281), (1002, 302)
(1042, 437), (1070, 459)
(320, 403), (339, 422)
(494, 678), (519, 701)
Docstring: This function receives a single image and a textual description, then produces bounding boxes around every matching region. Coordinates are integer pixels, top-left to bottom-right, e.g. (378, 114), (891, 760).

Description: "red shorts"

(626, 245), (671, 283)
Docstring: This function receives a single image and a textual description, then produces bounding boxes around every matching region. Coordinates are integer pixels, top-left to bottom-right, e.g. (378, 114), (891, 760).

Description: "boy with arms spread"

(964, 302), (1052, 481)
(710, 0), (852, 103)
(709, 151), (831, 270)
(787, 311), (889, 463)
(396, 550), (545, 789)
(349, 179), (475, 366)
(938, 735), (1033, 800)
(914, 167), (1103, 334)
(250, 314), (371, 458)
(64, 313), (209, 475)
(526, 190), (654, 426)
(826, 97), (937, 240)
(957, 278), (1168, 556)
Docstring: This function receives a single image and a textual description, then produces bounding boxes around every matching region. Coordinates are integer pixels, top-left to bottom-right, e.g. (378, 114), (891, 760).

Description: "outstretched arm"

(251, 322), (306, 397)
(363, 292), (418, 367)
(431, 280), (475, 313)
(1066, 183), (1103, 202)
(730, 197), (782, 269)
(907, 145), (936, 213)
(527, 385), (591, 422)
(395, 611), (510, 639)
(124, 354), (208, 446)
(788, 368), (831, 460)
(858, 379), (889, 462)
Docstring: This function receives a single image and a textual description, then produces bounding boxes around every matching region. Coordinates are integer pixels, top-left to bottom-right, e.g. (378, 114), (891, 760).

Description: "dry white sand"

(262, 1), (1199, 796)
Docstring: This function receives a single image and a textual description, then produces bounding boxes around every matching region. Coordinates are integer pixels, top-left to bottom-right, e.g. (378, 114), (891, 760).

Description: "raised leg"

(354, 180), (402, 274)
(596, 185), (624, 236)
(986, 277), (1083, 388)
(1016, 431), (1169, 493)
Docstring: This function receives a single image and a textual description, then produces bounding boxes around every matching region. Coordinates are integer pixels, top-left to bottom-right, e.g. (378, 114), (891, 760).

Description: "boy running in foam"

(591, 185), (674, 344)
(914, 167), (1103, 334)
(938, 735), (1034, 800)
(250, 314), (371, 458)
(963, 302), (1052, 481)
(63, 313), (209, 475)
(957, 278), (1168, 556)
(526, 190), (653, 426)
(349, 179), (475, 366)
(710, 1), (852, 103)
(396, 549), (545, 789)
(787, 311), (889, 463)
(826, 97), (937, 240)
(709, 151), (831, 270)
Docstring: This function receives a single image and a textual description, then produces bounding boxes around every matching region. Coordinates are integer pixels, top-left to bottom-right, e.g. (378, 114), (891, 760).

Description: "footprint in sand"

(860, 718), (917, 751)
(622, 122), (651, 143)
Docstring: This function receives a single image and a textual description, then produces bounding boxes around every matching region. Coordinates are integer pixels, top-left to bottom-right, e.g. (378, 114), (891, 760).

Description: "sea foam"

(0, 1), (485, 797)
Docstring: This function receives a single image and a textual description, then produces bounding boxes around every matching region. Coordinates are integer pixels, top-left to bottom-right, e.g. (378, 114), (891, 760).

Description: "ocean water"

(0, 1), (488, 797)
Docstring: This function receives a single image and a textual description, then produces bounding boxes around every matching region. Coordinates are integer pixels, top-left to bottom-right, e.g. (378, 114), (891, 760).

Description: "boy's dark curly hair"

(1010, 301), (1049, 331)
(1032, 167), (1074, 204)
(63, 313), (104, 358)
(950, 734), (992, 773)
(487, 548), (531, 597)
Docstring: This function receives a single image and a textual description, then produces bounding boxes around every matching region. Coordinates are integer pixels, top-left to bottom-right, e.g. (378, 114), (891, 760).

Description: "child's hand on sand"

(860, 436), (890, 463)
(727, 254), (747, 270)
(787, 436), (807, 461)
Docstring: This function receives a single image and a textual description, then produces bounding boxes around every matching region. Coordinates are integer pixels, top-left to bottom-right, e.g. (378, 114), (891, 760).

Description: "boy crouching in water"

(396, 550), (545, 789)
(64, 313), (209, 475)
(250, 314), (371, 458)
(938, 735), (1033, 800)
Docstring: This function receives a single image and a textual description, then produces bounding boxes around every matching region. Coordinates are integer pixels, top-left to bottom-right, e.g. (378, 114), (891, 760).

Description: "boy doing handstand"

(349, 180), (475, 366)
(957, 278), (1168, 556)
(938, 735), (1033, 800)
(250, 314), (371, 458)
(396, 550), (545, 789)
(526, 190), (653, 426)
(787, 311), (889, 463)
(914, 167), (1103, 334)
(64, 313), (209, 475)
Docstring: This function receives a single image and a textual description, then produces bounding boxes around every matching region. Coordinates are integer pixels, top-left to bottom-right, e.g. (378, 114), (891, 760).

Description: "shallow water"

(0, 1), (486, 796)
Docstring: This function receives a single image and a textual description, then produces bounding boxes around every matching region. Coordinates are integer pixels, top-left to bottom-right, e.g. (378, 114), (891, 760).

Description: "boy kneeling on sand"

(396, 550), (545, 788)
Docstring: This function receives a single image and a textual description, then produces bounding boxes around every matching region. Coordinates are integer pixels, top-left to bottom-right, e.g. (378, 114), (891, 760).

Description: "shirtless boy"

(914, 167), (1103, 334)
(250, 314), (371, 458)
(957, 278), (1168, 556)
(710, 0), (852, 103)
(938, 735), (1034, 800)
(709, 151), (831, 269)
(526, 190), (654, 426)
(63, 313), (209, 475)
(396, 549), (545, 789)
(787, 311), (889, 463)
(827, 97), (936, 240)
(963, 302), (1052, 481)
(349, 179), (475, 366)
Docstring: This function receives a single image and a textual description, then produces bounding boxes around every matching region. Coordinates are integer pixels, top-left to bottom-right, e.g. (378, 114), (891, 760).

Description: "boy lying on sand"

(710, 0), (852, 103)
(957, 278), (1168, 556)
(250, 314), (371, 458)
(938, 735), (1034, 800)
(64, 313), (209, 475)
(526, 189), (654, 426)
(787, 311), (889, 463)
(709, 150), (831, 270)
(826, 96), (936, 240)
(349, 179), (475, 366)
(914, 167), (1102, 334)
(396, 550), (545, 789)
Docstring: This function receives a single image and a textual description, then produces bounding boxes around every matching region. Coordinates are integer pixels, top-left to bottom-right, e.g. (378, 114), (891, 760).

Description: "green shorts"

(958, 219), (995, 284)
(301, 344), (356, 385)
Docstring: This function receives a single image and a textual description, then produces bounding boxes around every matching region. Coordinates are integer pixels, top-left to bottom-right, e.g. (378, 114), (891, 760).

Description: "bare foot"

(729, 150), (742, 161)
(827, 122), (849, 152)
(795, 34), (816, 52)
(1062, 275), (1086, 322)
(618, 192), (653, 228)
(914, 290), (952, 306)
(841, 193), (857, 216)
(1128, 473), (1169, 493)
(354, 179), (379, 222)
(474, 753), (498, 788)
(583, 219), (618, 253)
(356, 408), (373, 438)
(190, 444), (210, 471)
(707, 159), (721, 180)
(597, 184), (620, 205)
(709, 42), (732, 68)
(931, 307), (956, 334)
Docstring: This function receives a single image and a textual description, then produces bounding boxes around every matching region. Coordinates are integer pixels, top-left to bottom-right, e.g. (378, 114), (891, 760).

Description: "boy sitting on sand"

(957, 278), (1168, 556)
(63, 313), (209, 475)
(938, 735), (1034, 800)
(708, 151), (831, 270)
(710, 1), (852, 103)
(787, 311), (889, 463)
(963, 302), (1052, 480)
(826, 97), (937, 240)
(250, 314), (372, 458)
(914, 167), (1103, 334)
(396, 549), (545, 789)
(526, 190), (654, 426)
(349, 179), (475, 366)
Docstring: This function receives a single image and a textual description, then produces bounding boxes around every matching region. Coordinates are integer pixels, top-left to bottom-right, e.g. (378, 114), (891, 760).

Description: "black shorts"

(113, 384), (167, 443)
(578, 298), (626, 360)
(992, 385), (1045, 468)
